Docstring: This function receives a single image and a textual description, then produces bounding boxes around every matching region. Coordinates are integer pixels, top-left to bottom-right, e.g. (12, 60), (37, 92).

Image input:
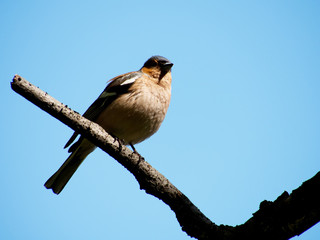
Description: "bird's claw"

(113, 136), (125, 152)
(130, 144), (145, 164)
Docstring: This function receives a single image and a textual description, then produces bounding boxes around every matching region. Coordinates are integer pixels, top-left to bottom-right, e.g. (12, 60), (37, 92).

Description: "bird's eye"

(144, 59), (158, 68)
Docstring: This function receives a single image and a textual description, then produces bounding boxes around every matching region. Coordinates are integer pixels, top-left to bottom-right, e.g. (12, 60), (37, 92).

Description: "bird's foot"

(113, 136), (125, 152)
(130, 144), (145, 164)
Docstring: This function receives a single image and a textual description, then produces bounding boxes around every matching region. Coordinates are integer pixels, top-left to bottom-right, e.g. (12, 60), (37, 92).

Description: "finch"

(45, 56), (173, 194)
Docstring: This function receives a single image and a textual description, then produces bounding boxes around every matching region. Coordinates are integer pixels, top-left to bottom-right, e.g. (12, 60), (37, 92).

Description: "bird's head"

(140, 56), (173, 82)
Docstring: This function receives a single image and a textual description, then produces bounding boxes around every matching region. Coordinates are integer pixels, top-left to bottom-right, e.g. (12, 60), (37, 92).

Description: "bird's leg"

(130, 144), (145, 163)
(130, 143), (137, 152)
(113, 135), (125, 152)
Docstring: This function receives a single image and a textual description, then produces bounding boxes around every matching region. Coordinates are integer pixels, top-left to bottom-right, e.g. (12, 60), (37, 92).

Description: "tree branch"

(11, 75), (320, 239)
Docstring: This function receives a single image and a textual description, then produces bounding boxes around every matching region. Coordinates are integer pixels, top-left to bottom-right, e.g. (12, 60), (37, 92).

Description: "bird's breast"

(95, 82), (171, 145)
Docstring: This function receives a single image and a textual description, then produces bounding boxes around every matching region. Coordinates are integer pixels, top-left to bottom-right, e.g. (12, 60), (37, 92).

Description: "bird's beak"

(159, 63), (173, 81)
(162, 63), (174, 72)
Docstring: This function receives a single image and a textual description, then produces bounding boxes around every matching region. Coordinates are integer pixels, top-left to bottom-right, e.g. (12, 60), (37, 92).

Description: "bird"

(44, 55), (173, 194)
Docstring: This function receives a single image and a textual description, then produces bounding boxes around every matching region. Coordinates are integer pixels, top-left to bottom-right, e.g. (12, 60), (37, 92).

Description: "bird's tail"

(44, 138), (96, 194)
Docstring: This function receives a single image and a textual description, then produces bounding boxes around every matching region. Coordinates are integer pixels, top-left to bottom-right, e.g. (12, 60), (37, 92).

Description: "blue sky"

(1, 1), (320, 239)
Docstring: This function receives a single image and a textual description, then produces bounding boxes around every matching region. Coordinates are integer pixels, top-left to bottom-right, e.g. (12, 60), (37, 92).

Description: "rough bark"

(11, 75), (320, 239)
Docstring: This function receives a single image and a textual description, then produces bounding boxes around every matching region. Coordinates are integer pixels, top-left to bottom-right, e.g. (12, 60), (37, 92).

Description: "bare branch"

(11, 75), (320, 239)
(10, 75), (220, 238)
(234, 171), (320, 240)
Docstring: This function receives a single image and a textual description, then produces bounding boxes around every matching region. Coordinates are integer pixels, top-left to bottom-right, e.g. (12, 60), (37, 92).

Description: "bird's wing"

(64, 71), (142, 149)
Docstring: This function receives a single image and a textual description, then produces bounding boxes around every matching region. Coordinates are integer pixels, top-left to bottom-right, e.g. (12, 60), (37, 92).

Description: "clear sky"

(1, 1), (320, 239)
